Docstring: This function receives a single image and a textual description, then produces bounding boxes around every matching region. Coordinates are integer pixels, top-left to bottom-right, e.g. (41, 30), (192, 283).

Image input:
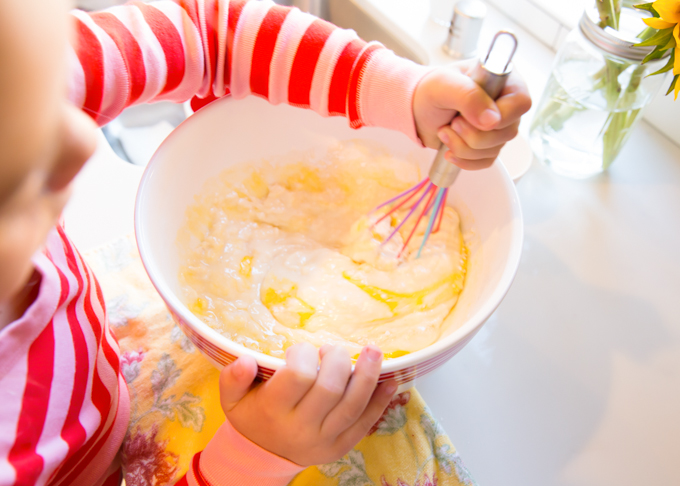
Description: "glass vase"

(529, 6), (667, 179)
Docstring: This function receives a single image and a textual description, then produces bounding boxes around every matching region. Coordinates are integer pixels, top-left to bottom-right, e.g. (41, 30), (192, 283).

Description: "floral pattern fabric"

(84, 235), (477, 486)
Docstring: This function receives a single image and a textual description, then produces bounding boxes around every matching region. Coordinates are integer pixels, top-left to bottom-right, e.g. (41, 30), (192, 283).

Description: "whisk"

(371, 31), (518, 258)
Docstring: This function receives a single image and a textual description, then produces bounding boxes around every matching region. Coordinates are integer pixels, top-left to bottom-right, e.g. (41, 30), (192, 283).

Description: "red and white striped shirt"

(0, 227), (129, 486)
(1, 1), (430, 484)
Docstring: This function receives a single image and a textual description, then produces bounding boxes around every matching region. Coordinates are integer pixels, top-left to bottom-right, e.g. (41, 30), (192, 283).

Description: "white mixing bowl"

(135, 95), (523, 388)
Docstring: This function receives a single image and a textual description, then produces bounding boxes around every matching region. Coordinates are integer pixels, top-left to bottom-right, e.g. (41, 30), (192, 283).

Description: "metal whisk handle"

(429, 145), (462, 187)
(429, 30), (517, 188)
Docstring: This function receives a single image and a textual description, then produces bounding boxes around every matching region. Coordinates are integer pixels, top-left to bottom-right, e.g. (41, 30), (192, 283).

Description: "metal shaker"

(443, 0), (487, 59)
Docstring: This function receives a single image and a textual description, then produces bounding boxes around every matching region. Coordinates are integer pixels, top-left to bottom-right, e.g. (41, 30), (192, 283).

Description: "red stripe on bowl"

(167, 302), (474, 386)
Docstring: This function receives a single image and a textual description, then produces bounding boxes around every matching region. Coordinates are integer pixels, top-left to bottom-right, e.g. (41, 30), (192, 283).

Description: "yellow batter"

(177, 141), (467, 359)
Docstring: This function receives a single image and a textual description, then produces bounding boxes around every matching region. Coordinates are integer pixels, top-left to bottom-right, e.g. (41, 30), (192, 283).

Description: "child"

(0, 0), (531, 485)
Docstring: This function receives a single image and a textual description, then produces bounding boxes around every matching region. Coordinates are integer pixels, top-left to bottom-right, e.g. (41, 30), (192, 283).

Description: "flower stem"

(601, 64), (645, 168)
(597, 0), (621, 30)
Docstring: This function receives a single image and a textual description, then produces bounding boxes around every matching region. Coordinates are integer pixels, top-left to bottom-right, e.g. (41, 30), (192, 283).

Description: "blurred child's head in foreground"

(0, 0), (98, 302)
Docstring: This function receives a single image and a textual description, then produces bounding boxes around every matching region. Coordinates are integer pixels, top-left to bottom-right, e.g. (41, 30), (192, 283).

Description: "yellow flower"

(676, 23), (680, 74)
(643, 0), (680, 97)
(654, 0), (680, 22)
(643, 0), (679, 31)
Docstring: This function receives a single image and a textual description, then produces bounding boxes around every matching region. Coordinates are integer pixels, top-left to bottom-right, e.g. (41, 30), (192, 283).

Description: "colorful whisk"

(372, 31), (518, 258)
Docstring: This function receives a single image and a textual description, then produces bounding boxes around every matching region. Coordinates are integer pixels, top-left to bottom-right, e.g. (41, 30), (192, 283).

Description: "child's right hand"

(218, 342), (397, 466)
(413, 60), (531, 170)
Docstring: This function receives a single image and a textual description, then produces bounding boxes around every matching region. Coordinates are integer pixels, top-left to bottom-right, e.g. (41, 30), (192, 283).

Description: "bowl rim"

(134, 95), (524, 372)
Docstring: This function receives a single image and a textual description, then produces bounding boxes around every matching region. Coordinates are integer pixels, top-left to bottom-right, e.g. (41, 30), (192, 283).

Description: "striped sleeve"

(67, 0), (431, 141)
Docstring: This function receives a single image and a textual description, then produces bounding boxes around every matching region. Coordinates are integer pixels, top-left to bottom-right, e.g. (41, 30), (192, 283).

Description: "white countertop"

(64, 3), (680, 485)
(419, 122), (680, 486)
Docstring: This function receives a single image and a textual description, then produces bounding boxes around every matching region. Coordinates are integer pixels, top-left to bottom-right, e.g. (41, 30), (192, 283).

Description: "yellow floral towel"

(85, 235), (477, 486)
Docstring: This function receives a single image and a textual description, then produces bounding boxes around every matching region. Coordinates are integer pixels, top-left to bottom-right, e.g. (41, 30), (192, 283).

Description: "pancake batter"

(178, 141), (467, 359)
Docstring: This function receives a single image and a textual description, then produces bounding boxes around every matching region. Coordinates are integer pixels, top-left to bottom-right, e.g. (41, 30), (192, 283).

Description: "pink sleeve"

(67, 0), (430, 142)
(172, 419), (304, 486)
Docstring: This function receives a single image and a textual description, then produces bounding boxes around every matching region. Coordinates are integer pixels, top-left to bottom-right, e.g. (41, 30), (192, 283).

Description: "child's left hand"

(413, 60), (532, 171)
(217, 342), (396, 466)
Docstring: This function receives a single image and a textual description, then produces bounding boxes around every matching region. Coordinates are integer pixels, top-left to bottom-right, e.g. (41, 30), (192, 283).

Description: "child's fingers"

(319, 343), (333, 359)
(431, 70), (501, 131)
(438, 127), (503, 162)
(445, 119), (519, 151)
(219, 355), (259, 413)
(260, 342), (319, 412)
(335, 380), (398, 452)
(321, 345), (383, 437)
(494, 72), (532, 130)
(295, 345), (352, 424)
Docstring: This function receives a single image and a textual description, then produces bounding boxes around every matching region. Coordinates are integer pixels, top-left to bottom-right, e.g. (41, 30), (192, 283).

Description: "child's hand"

(218, 342), (397, 466)
(413, 60), (532, 170)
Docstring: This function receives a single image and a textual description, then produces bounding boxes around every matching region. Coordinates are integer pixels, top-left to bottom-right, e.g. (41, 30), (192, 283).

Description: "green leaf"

(636, 27), (674, 47)
(336, 468), (372, 486)
(443, 448), (479, 486)
(317, 456), (350, 477)
(347, 450), (369, 473)
(649, 51), (675, 76)
(642, 45), (667, 64)
(637, 26), (659, 42)
(434, 443), (457, 475)
(173, 392), (205, 432)
(318, 451), (374, 486)
(666, 74), (679, 96)
(150, 353), (182, 399)
(662, 35), (677, 50)
(420, 412), (445, 445)
(375, 405), (407, 435)
(154, 396), (176, 419)
(634, 2), (660, 16)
